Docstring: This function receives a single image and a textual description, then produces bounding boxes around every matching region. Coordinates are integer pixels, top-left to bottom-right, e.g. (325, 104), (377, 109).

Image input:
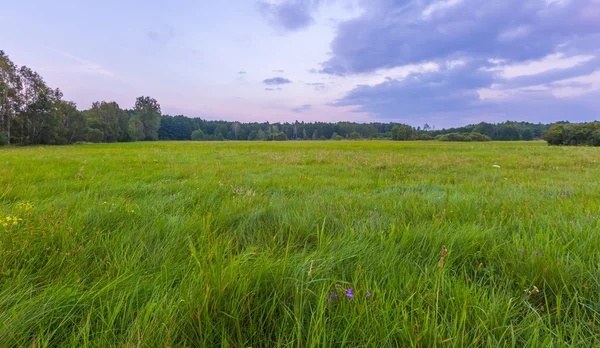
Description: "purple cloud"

(319, 0), (600, 124)
(304, 82), (326, 90)
(500, 57), (600, 89)
(265, 87), (283, 91)
(333, 61), (600, 127)
(147, 24), (175, 44)
(263, 77), (292, 85)
(292, 104), (312, 113)
(257, 1), (314, 31)
(320, 0), (600, 75)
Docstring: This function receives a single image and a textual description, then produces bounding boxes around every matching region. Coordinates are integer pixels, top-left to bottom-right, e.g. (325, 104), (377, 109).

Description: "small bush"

(0, 132), (7, 146)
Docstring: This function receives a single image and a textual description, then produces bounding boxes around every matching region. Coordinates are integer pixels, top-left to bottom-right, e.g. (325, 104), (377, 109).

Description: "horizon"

(2, 0), (600, 128)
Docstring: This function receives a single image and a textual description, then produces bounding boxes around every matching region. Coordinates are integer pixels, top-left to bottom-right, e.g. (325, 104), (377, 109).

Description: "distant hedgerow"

(435, 132), (491, 142)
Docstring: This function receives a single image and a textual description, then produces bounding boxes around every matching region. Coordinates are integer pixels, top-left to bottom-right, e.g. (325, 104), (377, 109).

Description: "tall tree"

(134, 96), (161, 140)
(0, 51), (22, 145)
(57, 100), (88, 143)
(86, 101), (124, 142)
(18, 66), (54, 144)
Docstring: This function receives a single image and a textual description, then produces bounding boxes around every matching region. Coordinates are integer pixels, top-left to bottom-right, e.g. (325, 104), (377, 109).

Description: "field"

(1, 141), (599, 347)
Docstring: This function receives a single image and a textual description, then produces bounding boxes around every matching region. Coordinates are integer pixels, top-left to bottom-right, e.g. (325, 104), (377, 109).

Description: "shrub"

(331, 132), (343, 141)
(0, 132), (7, 146)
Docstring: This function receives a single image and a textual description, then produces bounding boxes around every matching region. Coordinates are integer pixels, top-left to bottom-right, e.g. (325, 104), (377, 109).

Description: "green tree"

(521, 128), (534, 141)
(86, 101), (124, 142)
(248, 130), (259, 141)
(134, 96), (161, 140)
(191, 129), (205, 141)
(128, 116), (145, 142)
(349, 131), (362, 140)
(257, 129), (266, 140)
(87, 128), (104, 143)
(0, 50), (22, 145)
(391, 125), (415, 140)
(542, 124), (565, 145)
(56, 100), (87, 143)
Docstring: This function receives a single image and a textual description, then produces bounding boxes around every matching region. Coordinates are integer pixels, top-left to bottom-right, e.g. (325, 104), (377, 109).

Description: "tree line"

(0, 51), (161, 145)
(2, 50), (596, 146)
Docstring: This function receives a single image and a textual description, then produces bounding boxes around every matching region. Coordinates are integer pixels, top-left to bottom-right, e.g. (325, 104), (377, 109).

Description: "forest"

(1, 50), (596, 146)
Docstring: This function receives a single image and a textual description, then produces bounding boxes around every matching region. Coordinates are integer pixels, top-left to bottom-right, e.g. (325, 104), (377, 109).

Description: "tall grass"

(1, 141), (599, 346)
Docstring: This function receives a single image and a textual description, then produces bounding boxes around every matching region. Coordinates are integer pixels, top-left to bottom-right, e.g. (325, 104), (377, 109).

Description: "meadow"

(1, 140), (599, 347)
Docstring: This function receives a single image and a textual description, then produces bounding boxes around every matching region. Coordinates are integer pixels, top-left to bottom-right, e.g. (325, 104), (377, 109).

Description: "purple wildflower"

(329, 292), (338, 299)
(535, 252), (540, 257)
(366, 291), (372, 297)
(519, 249), (525, 254)
(345, 288), (354, 300)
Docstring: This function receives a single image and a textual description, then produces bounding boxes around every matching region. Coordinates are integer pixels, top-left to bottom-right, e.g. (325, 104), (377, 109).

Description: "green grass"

(1, 140), (599, 347)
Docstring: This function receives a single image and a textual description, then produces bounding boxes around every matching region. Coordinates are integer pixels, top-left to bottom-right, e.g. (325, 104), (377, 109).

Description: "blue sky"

(2, 0), (599, 127)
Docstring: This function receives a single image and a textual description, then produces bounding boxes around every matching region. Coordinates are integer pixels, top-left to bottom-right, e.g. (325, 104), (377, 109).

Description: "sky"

(1, 0), (600, 128)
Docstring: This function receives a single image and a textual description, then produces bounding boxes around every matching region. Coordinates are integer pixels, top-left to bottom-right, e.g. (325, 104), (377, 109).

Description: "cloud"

(333, 61), (495, 115)
(265, 87), (283, 91)
(147, 24), (175, 44)
(499, 56), (600, 89)
(273, 69), (285, 73)
(320, 0), (600, 75)
(304, 82), (326, 90)
(237, 71), (247, 82)
(333, 59), (600, 126)
(319, 0), (600, 124)
(263, 77), (293, 85)
(44, 46), (116, 78)
(292, 104), (312, 113)
(257, 0), (315, 31)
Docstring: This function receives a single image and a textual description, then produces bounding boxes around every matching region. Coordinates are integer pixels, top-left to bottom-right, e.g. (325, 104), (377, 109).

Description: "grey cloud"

(263, 77), (293, 85)
(257, 0), (314, 31)
(321, 0), (600, 75)
(292, 104), (312, 113)
(304, 82), (326, 90)
(500, 57), (600, 89)
(147, 24), (175, 44)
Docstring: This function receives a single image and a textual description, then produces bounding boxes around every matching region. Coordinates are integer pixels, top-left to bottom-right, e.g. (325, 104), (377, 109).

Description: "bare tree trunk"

(69, 126), (76, 143)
